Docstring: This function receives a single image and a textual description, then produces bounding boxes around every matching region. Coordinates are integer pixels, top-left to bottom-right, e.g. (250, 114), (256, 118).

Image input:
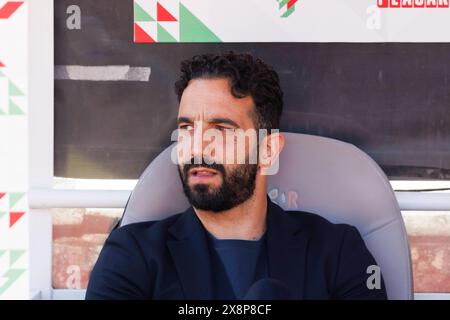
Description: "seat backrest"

(120, 132), (413, 300)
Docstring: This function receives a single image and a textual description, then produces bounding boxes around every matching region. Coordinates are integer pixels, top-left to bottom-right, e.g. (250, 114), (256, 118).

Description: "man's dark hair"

(174, 52), (283, 130)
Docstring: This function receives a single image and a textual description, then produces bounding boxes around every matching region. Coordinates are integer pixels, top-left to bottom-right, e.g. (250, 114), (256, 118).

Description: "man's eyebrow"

(177, 116), (240, 128)
(208, 117), (240, 128)
(177, 116), (192, 124)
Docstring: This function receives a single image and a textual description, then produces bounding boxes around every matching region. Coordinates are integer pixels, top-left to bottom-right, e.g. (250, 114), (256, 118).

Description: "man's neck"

(193, 190), (268, 241)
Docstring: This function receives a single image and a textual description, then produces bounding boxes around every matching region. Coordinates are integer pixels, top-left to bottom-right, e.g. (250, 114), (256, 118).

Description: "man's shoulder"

(119, 211), (186, 233)
(281, 208), (368, 264)
(282, 208), (360, 240)
(110, 211), (187, 245)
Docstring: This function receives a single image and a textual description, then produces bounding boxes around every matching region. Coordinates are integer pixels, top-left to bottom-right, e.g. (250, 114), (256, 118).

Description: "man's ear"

(259, 132), (285, 176)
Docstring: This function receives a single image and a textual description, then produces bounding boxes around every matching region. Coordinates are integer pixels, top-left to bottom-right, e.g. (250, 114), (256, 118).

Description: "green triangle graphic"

(279, 0), (289, 9)
(0, 211), (6, 220)
(9, 80), (24, 96)
(134, 2), (154, 21)
(0, 109), (5, 115)
(0, 70), (4, 77)
(9, 250), (26, 267)
(179, 3), (221, 42)
(158, 23), (177, 42)
(9, 193), (25, 209)
(0, 269), (26, 295)
(281, 6), (295, 18)
(0, 250), (5, 258)
(9, 99), (24, 115)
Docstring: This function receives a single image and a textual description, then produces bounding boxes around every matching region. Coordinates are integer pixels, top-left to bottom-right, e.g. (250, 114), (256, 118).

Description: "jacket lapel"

(167, 207), (214, 299)
(266, 199), (309, 299)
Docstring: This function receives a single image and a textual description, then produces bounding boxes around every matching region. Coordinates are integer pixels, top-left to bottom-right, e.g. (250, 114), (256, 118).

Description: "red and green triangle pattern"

(0, 192), (26, 228)
(278, 0), (298, 18)
(0, 62), (25, 116)
(134, 1), (221, 43)
(0, 249), (26, 296)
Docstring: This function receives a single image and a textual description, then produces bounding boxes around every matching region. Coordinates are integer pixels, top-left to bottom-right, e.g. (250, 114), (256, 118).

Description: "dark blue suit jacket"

(86, 199), (387, 300)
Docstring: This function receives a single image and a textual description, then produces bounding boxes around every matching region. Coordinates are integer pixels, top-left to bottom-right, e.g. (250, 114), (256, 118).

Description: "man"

(86, 52), (387, 300)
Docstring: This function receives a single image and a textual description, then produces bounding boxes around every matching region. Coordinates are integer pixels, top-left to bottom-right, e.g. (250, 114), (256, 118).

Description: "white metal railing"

(395, 192), (450, 211)
(29, 188), (131, 208)
(28, 188), (450, 211)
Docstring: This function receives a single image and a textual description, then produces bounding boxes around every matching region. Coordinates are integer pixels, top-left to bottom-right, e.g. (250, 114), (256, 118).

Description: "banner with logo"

(133, 0), (450, 43)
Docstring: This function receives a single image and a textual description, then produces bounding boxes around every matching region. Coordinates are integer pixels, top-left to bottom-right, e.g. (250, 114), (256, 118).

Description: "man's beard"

(178, 158), (258, 212)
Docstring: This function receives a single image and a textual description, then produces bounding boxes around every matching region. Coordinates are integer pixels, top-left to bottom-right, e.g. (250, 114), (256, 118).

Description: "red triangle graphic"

(0, 192), (5, 200)
(0, 1), (23, 19)
(157, 2), (177, 22)
(288, 0), (298, 9)
(9, 211), (25, 227)
(134, 22), (155, 43)
(0, 60), (5, 67)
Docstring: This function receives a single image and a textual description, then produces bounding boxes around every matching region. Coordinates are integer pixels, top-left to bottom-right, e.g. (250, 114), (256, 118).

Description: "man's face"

(177, 78), (259, 212)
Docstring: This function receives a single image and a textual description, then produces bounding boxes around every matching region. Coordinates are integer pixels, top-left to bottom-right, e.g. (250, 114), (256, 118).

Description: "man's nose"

(191, 125), (204, 159)
(191, 122), (215, 162)
(190, 124), (226, 164)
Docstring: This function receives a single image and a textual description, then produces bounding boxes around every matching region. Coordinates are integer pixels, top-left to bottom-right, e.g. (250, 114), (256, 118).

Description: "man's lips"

(187, 167), (222, 185)
(189, 167), (219, 177)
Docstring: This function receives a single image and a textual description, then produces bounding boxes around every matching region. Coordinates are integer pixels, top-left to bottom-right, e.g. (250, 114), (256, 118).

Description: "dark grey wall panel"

(54, 0), (450, 179)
